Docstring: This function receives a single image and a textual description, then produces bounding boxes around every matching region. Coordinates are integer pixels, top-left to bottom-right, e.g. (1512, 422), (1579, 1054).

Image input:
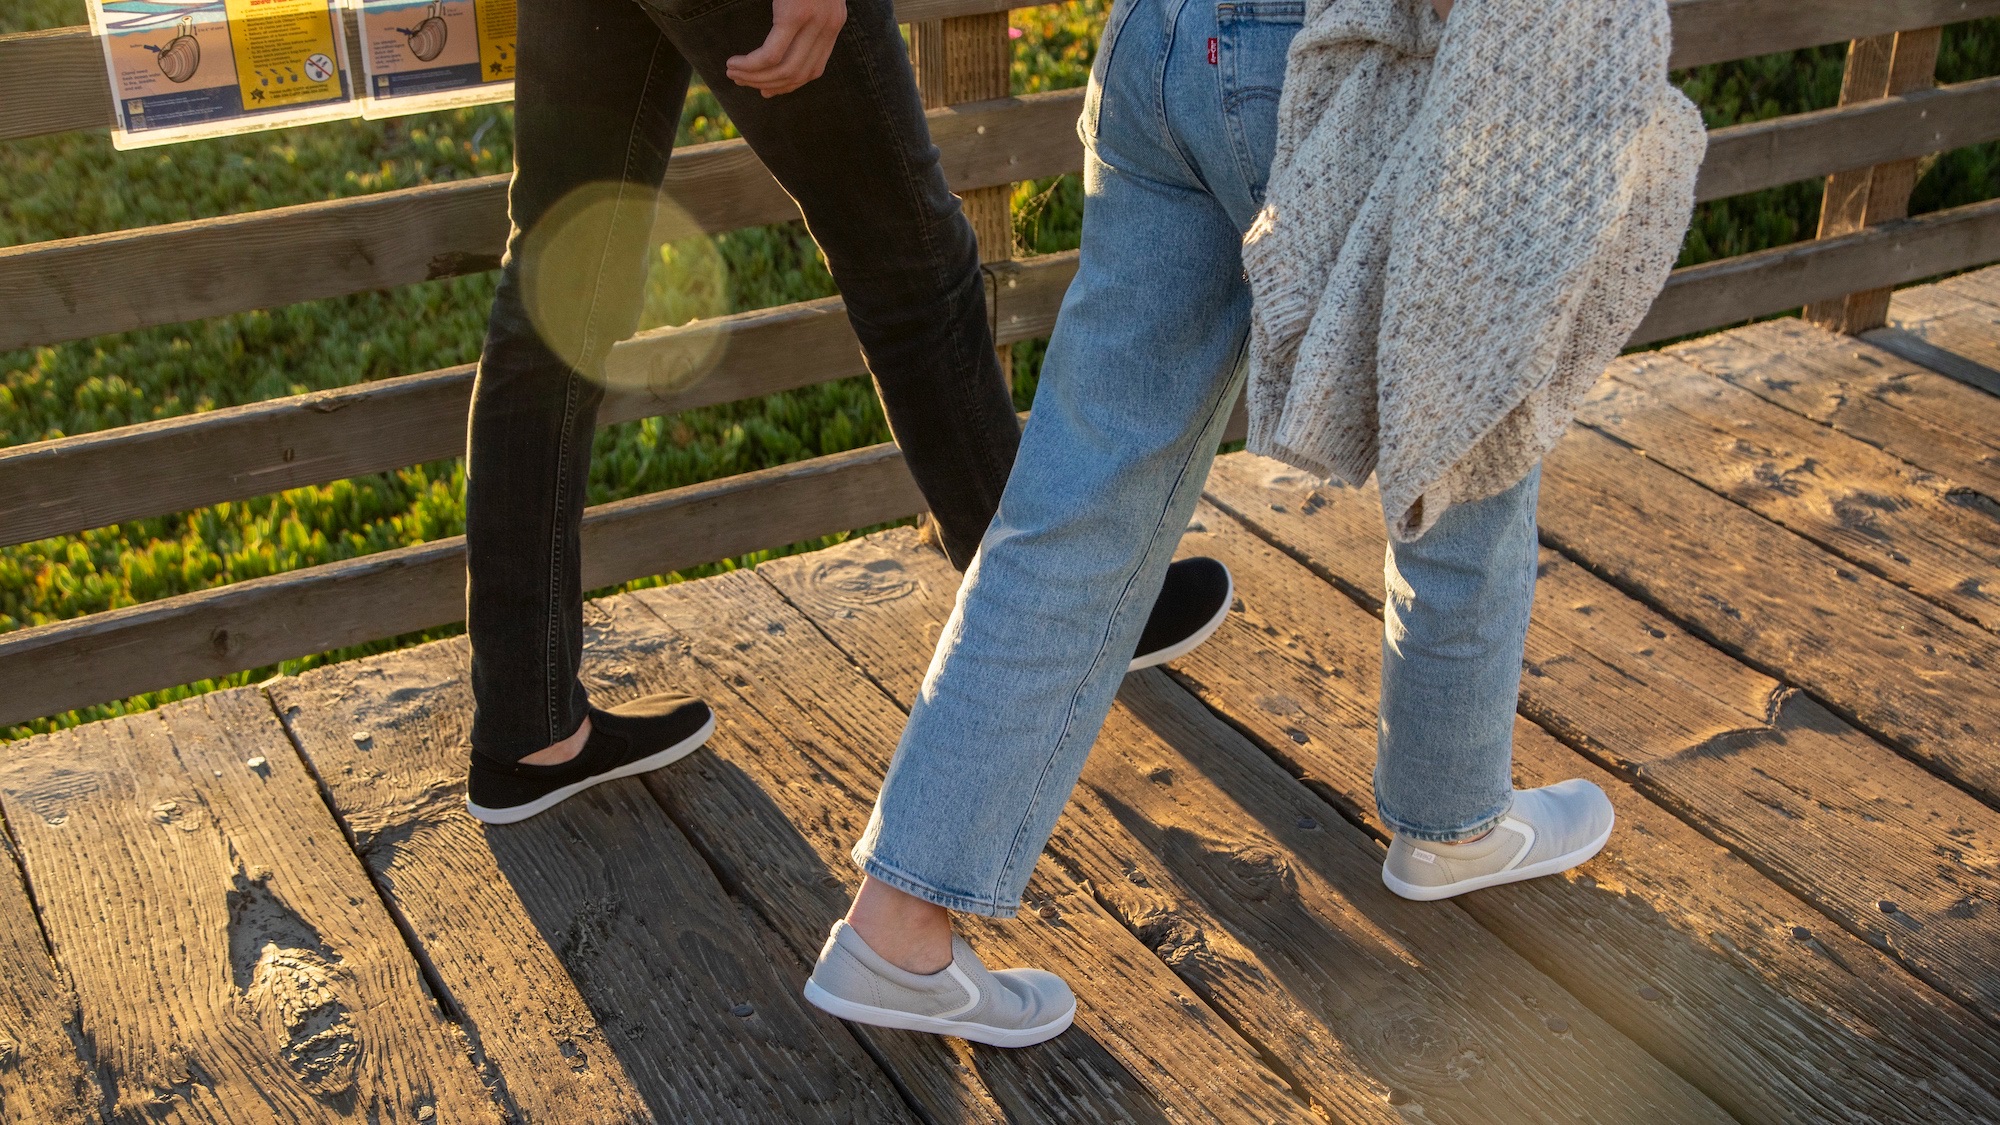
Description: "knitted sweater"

(1241, 0), (1705, 540)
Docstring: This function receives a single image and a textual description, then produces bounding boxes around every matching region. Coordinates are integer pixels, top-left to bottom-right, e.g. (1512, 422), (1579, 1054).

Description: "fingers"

(725, 21), (799, 79)
(726, 0), (844, 96)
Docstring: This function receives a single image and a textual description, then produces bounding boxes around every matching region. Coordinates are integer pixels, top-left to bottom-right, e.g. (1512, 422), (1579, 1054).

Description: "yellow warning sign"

(221, 0), (344, 111)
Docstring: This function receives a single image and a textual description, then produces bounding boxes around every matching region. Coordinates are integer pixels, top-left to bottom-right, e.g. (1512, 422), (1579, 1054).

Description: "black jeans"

(465, 0), (1021, 760)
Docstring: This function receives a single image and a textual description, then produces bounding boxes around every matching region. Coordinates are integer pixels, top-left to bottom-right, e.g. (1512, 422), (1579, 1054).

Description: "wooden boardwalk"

(6, 273), (2000, 1123)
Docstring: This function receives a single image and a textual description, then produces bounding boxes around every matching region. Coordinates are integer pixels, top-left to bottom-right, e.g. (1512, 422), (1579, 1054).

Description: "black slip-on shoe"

(466, 692), (715, 825)
(1129, 557), (1234, 672)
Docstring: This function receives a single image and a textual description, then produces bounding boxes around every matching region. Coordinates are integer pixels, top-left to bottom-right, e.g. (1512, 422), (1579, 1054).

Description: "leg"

(854, 149), (1252, 920)
(642, 0), (1017, 568)
(464, 0), (692, 762)
(1374, 469), (1541, 843)
(1373, 469), (1618, 900)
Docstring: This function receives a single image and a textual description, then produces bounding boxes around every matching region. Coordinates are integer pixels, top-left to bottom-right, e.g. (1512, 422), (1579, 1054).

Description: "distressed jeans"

(465, 0), (1022, 760)
(854, 0), (1540, 917)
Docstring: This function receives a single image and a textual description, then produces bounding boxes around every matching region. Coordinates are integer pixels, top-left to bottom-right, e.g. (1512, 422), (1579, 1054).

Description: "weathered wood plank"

(1939, 262), (2000, 309)
(0, 91), (1083, 352)
(1576, 352), (2000, 629)
(0, 439), (926, 730)
(1804, 27), (1943, 334)
(0, 252), (1076, 549)
(1697, 75), (2000, 203)
(7, 1), (1994, 142)
(1168, 481), (2000, 1121)
(268, 639), (928, 1124)
(0, 687), (504, 1123)
(1668, 0), (2000, 69)
(1868, 283), (2000, 394)
(1204, 450), (2000, 1025)
(610, 572), (1321, 1124)
(1668, 317), (2000, 498)
(758, 531), (1729, 1124)
(0, 819), (97, 1124)
(1632, 195), (2000, 346)
(1529, 425), (2000, 806)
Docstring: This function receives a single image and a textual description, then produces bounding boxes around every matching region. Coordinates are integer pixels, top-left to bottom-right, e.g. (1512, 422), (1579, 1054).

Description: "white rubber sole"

(802, 980), (1076, 1048)
(465, 711), (717, 825)
(1127, 568), (1235, 672)
(1381, 813), (1615, 901)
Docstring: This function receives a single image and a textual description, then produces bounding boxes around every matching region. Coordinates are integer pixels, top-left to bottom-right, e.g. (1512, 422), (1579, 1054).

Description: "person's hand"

(1430, 0), (1453, 18)
(726, 0), (847, 98)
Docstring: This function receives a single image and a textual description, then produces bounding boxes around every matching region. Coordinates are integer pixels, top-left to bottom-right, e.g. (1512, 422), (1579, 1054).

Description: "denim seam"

(861, 854), (1021, 919)
(1376, 794), (1513, 845)
(541, 37), (666, 745)
(987, 342), (1246, 904)
(1151, 0), (1208, 189)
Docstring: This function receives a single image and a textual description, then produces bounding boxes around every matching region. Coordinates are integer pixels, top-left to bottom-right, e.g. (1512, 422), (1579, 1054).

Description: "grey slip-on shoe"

(1382, 779), (1615, 901)
(803, 920), (1076, 1048)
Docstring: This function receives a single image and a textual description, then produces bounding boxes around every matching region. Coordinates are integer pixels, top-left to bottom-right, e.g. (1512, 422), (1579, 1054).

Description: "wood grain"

(1697, 75), (2000, 203)
(0, 687), (503, 1123)
(1806, 28), (1945, 333)
(268, 639), (922, 1123)
(1163, 487), (2000, 1122)
(0, 90), (1082, 351)
(759, 531), (1729, 1124)
(0, 818), (96, 1124)
(615, 572), (1322, 1124)
(1577, 351), (2000, 629)
(0, 440), (927, 730)
(1204, 449), (2000, 1024)
(1530, 425), (2000, 805)
(0, 248), (1076, 552)
(1632, 195), (2000, 346)
(1871, 283), (2000, 394)
(1668, 316), (2000, 497)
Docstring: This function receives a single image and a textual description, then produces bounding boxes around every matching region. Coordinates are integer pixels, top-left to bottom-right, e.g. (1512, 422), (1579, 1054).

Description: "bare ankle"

(520, 716), (591, 766)
(846, 875), (954, 975)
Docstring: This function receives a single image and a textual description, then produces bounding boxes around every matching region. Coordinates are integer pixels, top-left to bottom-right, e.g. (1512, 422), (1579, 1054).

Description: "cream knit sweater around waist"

(1242, 0), (1706, 540)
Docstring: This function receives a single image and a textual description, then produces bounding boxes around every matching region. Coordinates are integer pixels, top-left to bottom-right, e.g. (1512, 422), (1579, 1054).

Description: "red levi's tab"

(1208, 37), (1219, 65)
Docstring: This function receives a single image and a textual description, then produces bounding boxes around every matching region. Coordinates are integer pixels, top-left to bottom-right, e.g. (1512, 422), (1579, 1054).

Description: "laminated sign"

(351, 0), (516, 118)
(90, 0), (359, 148)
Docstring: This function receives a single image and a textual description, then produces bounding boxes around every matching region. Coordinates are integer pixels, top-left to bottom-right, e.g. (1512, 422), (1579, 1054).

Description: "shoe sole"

(802, 980), (1076, 1048)
(1381, 812), (1615, 901)
(1127, 568), (1235, 673)
(465, 710), (718, 825)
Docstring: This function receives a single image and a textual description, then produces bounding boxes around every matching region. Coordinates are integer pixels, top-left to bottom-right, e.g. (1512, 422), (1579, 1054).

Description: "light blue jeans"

(853, 0), (1540, 917)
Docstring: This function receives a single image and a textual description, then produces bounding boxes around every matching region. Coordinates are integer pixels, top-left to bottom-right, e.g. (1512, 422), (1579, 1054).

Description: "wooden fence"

(4, 0), (2000, 728)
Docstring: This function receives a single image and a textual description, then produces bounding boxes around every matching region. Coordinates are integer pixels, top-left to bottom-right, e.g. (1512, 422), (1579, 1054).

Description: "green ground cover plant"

(4, 0), (1997, 737)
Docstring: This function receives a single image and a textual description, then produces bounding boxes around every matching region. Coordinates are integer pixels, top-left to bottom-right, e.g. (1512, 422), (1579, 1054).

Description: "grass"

(4, 2), (1998, 738)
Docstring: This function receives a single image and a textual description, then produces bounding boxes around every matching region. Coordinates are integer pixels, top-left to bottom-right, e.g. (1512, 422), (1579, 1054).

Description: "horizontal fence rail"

(4, 0), (1997, 143)
(0, 90), (1085, 351)
(0, 254), (1078, 547)
(1695, 74), (2000, 201)
(10, 73), (2000, 354)
(1633, 195), (2000, 343)
(0, 442), (929, 728)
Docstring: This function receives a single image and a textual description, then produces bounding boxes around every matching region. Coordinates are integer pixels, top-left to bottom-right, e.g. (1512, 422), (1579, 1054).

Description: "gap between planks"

(1179, 475), (2000, 1122)
(1203, 449), (2000, 1031)
(750, 532), (1728, 1124)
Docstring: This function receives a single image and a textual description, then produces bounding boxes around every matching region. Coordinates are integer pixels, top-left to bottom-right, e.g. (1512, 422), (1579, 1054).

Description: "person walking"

(799, 0), (1701, 1047)
(460, 0), (1237, 824)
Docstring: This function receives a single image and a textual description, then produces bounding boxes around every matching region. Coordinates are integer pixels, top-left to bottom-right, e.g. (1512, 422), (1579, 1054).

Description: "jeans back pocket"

(1217, 0), (1303, 205)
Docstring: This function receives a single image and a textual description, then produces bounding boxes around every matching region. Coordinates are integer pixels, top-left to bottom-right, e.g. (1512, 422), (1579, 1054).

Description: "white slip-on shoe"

(803, 920), (1075, 1048)
(1381, 779), (1615, 901)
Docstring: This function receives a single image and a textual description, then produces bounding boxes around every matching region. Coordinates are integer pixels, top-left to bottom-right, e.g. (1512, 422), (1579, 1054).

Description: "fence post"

(910, 14), (1014, 262)
(1803, 27), (1943, 334)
